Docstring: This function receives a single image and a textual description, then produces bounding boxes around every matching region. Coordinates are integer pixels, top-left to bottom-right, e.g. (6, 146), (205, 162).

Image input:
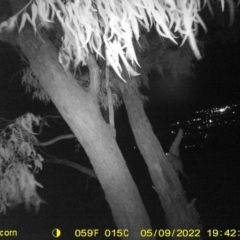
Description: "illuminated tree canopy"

(2, 0), (236, 80)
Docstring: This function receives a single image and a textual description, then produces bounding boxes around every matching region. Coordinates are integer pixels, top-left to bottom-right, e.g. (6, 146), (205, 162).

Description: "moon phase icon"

(52, 228), (61, 238)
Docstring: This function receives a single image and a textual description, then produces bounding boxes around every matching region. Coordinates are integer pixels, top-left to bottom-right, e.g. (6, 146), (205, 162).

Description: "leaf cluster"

(0, 0), (216, 81)
(0, 113), (44, 214)
(21, 67), (50, 104)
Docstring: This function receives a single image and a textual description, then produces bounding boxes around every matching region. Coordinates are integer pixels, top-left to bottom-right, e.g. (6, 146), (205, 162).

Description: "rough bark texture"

(0, 27), (153, 240)
(123, 78), (202, 239)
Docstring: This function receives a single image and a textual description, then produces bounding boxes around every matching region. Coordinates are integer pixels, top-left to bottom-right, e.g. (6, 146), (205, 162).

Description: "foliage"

(98, 70), (123, 110)
(21, 67), (51, 104)
(98, 86), (122, 111)
(0, 113), (44, 214)
(159, 43), (197, 79)
(0, 0), (223, 81)
(1, 0), (237, 108)
(140, 35), (197, 82)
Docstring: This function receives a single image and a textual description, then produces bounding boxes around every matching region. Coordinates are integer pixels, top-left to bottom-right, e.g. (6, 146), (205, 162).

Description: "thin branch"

(169, 129), (183, 157)
(36, 134), (75, 146)
(43, 158), (97, 179)
(86, 53), (100, 96)
(106, 64), (115, 128)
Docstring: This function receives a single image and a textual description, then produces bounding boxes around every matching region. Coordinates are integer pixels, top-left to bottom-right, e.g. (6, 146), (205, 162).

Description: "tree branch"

(86, 53), (100, 97)
(43, 158), (97, 179)
(169, 129), (183, 157)
(36, 134), (75, 146)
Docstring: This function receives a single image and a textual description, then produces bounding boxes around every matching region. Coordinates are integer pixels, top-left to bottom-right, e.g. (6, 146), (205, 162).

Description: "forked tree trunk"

(0, 27), (154, 239)
(123, 77), (202, 239)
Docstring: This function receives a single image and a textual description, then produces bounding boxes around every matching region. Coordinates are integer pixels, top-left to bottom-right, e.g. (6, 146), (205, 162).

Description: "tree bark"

(123, 77), (202, 239)
(0, 28), (153, 240)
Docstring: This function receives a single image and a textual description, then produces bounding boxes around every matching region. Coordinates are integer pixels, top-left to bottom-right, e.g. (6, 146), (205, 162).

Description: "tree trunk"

(123, 77), (202, 238)
(0, 28), (153, 239)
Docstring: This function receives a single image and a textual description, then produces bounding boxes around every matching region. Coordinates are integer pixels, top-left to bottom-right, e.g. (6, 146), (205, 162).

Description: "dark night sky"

(0, 6), (240, 240)
(145, 37), (240, 127)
